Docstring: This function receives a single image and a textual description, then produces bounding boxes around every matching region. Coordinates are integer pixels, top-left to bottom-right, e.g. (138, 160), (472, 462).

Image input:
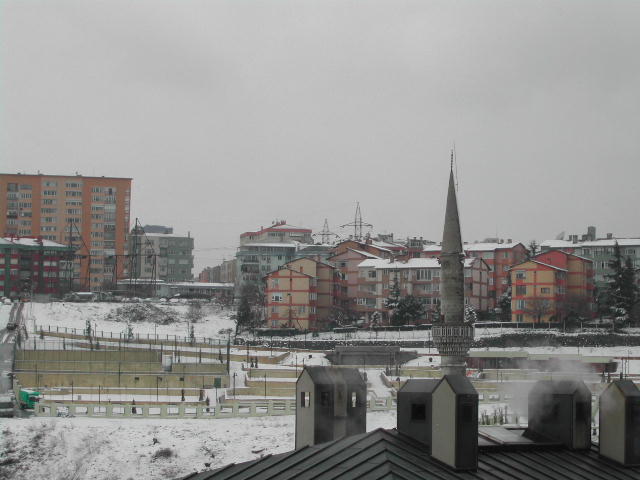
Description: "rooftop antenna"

(340, 202), (372, 242)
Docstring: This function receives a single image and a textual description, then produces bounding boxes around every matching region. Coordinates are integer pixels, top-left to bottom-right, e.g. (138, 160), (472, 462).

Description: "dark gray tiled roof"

(612, 379), (640, 397)
(440, 375), (477, 396)
(398, 379), (439, 394)
(179, 428), (640, 480)
(303, 366), (365, 387)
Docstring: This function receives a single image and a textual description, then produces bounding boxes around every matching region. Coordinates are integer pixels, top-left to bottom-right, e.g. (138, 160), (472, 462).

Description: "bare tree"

(523, 298), (553, 323)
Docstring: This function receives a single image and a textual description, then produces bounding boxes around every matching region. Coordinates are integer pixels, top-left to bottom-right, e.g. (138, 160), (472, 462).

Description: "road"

(0, 303), (19, 395)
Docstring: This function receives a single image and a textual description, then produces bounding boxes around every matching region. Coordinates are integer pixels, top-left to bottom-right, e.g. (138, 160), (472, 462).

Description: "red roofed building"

(510, 250), (594, 323)
(422, 240), (529, 309)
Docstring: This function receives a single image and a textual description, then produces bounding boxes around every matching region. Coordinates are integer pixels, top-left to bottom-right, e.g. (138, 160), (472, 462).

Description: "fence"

(35, 396), (396, 419)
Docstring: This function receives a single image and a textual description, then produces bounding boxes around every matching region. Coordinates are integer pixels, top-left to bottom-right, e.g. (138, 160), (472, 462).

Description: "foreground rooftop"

(180, 427), (640, 480)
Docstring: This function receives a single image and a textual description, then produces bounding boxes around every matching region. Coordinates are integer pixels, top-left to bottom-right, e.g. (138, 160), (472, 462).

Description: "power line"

(340, 202), (373, 242)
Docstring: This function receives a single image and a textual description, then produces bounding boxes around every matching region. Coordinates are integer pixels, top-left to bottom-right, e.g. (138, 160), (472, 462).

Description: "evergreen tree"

(391, 295), (425, 326)
(605, 242), (639, 324)
(384, 274), (401, 310)
(235, 292), (253, 335)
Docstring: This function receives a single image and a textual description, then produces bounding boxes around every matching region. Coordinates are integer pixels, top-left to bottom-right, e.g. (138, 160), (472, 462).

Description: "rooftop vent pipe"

(295, 366), (366, 449)
(397, 379), (438, 451)
(599, 380), (640, 466)
(431, 375), (478, 471)
(526, 380), (591, 450)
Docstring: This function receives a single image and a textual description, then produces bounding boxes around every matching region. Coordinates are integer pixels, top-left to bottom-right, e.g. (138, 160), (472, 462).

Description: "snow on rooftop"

(241, 242), (300, 248)
(347, 248), (382, 259)
(541, 238), (640, 248)
(423, 241), (521, 252)
(358, 258), (441, 269)
(1, 236), (68, 248)
(464, 241), (521, 251)
(170, 282), (234, 288)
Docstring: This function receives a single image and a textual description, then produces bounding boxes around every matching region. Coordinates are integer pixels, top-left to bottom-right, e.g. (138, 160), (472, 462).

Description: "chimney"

(295, 366), (366, 449)
(397, 379), (438, 451)
(572, 235), (578, 244)
(431, 375), (478, 470)
(599, 380), (640, 466)
(607, 233), (613, 239)
(587, 226), (596, 241)
(581, 234), (587, 241)
(507, 238), (512, 244)
(525, 380), (591, 450)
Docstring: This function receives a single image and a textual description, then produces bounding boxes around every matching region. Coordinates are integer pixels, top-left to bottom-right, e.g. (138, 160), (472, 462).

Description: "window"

(42, 190), (57, 196)
(503, 251), (509, 258)
(320, 391), (331, 406)
(416, 269), (432, 280)
(367, 270), (377, 279)
(582, 248), (591, 256)
(43, 181), (58, 187)
(300, 392), (310, 408)
(515, 270), (526, 280)
(272, 294), (283, 302)
(464, 269), (472, 277)
(409, 402), (426, 421)
(516, 299), (525, 309)
(298, 306), (306, 313)
(515, 285), (527, 296)
(541, 287), (550, 294)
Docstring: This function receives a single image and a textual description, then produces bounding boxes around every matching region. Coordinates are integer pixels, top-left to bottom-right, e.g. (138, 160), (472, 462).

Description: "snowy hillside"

(0, 411), (397, 480)
(26, 302), (235, 339)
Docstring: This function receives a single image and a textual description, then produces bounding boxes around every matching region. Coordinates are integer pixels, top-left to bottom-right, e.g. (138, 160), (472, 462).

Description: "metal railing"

(35, 396), (396, 419)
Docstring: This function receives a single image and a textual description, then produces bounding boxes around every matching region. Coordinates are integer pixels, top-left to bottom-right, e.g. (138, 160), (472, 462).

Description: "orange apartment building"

(355, 257), (491, 324)
(264, 257), (338, 331)
(422, 240), (528, 308)
(510, 250), (594, 323)
(0, 173), (132, 291)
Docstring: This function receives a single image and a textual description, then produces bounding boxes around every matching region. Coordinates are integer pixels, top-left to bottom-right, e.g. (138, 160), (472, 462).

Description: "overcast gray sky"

(2, 1), (639, 271)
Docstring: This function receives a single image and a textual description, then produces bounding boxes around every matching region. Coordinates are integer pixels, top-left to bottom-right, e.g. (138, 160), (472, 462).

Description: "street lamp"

(233, 372), (237, 398)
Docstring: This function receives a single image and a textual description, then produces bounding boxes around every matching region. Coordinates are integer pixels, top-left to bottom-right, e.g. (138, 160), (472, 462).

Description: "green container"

(19, 389), (41, 409)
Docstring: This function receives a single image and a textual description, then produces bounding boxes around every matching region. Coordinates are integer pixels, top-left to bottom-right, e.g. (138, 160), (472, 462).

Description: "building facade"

(541, 230), (640, 287)
(423, 240), (528, 308)
(510, 250), (594, 323)
(355, 257), (491, 323)
(264, 257), (339, 330)
(0, 236), (74, 297)
(236, 221), (313, 293)
(127, 228), (194, 283)
(0, 173), (132, 290)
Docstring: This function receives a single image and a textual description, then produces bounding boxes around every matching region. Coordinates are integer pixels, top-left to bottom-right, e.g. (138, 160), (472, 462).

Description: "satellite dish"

(555, 231), (565, 240)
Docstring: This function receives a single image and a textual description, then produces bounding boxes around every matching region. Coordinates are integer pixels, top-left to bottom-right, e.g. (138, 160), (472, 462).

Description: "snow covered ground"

(26, 301), (235, 339)
(0, 410), (397, 480)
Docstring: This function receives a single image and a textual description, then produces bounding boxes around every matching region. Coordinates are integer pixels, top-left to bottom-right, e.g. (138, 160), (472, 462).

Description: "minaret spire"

(432, 153), (474, 376)
(442, 164), (463, 254)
